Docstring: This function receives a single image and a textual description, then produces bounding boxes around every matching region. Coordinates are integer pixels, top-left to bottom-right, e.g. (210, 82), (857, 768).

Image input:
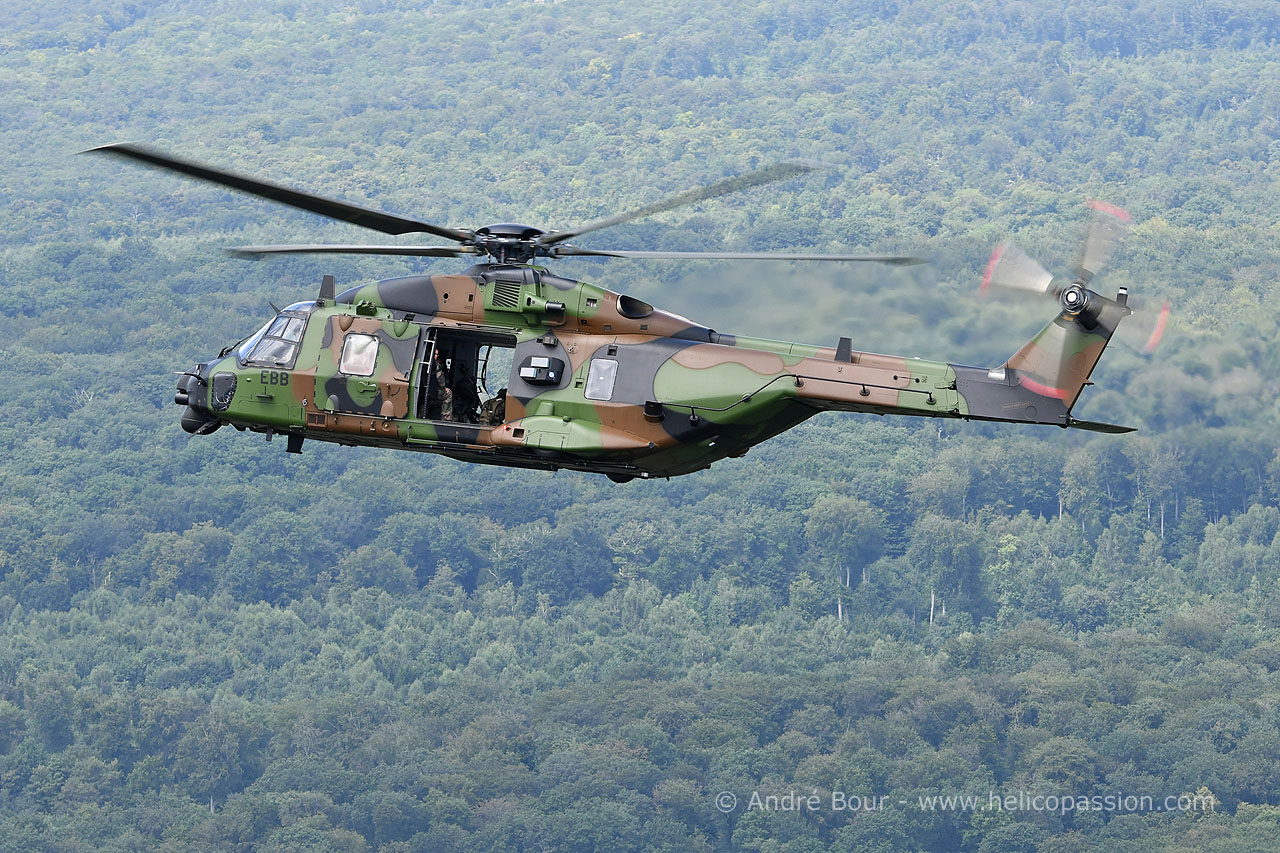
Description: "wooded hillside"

(2, 1), (1280, 849)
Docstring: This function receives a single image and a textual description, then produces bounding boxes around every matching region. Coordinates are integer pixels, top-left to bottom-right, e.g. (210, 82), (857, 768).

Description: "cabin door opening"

(417, 330), (516, 425)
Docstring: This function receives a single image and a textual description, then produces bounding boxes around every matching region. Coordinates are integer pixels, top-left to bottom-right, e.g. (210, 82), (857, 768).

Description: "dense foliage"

(3, 0), (1280, 849)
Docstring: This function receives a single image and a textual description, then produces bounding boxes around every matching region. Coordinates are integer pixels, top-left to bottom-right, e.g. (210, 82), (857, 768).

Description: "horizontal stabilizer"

(1066, 418), (1136, 434)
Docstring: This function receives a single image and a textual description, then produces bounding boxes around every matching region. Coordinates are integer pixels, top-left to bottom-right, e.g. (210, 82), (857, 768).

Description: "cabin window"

(584, 358), (618, 401)
(339, 334), (379, 376)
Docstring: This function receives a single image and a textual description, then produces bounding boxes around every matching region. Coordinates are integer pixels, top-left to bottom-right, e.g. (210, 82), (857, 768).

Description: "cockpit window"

(265, 315), (305, 343)
(235, 321), (272, 363)
(252, 338), (296, 364)
(237, 309), (310, 367)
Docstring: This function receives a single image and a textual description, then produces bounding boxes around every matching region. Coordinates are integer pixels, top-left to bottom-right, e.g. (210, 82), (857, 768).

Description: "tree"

(174, 708), (262, 812)
(804, 494), (886, 619)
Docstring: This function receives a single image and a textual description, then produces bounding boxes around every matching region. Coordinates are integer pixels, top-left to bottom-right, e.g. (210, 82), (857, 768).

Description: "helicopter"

(92, 143), (1147, 482)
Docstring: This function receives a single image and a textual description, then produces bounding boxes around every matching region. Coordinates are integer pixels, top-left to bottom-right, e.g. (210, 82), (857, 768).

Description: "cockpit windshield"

(235, 302), (316, 367)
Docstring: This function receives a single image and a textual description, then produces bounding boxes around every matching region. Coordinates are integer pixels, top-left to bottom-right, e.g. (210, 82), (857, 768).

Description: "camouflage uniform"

(433, 350), (453, 421)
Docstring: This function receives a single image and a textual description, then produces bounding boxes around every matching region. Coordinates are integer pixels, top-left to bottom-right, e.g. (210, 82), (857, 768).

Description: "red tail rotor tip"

(1142, 300), (1171, 355)
(1085, 199), (1132, 223)
(981, 243), (1006, 294)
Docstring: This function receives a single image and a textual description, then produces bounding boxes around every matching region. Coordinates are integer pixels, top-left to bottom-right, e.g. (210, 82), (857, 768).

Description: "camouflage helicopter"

(94, 144), (1148, 482)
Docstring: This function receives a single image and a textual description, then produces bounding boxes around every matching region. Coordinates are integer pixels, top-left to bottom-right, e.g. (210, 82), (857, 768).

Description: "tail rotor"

(981, 200), (1169, 356)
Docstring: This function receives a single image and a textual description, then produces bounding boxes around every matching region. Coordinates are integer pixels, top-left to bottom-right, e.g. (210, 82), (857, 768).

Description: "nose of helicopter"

(174, 371), (194, 407)
(175, 366), (221, 434)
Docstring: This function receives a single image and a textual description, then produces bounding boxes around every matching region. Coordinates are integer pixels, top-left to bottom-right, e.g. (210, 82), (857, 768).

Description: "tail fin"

(1003, 289), (1131, 409)
(952, 288), (1133, 431)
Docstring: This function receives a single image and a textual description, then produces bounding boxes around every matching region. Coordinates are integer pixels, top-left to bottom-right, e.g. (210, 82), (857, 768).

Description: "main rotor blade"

(553, 247), (926, 265)
(228, 244), (477, 257)
(1075, 200), (1132, 282)
(540, 161), (819, 247)
(981, 242), (1056, 295)
(86, 143), (474, 242)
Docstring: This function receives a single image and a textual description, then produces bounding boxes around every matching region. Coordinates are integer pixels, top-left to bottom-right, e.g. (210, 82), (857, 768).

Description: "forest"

(2, 0), (1280, 849)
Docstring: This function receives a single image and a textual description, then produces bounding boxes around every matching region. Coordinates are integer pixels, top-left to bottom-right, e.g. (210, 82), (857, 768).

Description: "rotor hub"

(1060, 283), (1089, 315)
(472, 224), (548, 264)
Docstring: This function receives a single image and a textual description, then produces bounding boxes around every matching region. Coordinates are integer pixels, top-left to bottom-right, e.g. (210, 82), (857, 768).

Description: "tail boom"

(788, 288), (1133, 432)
